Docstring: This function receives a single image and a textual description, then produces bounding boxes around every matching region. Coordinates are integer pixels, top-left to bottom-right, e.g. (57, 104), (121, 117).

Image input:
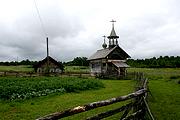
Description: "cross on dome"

(110, 19), (116, 27)
(102, 35), (107, 49)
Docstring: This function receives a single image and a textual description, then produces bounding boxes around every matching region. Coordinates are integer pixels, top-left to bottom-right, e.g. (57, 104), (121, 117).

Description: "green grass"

(0, 79), (134, 120)
(0, 65), (90, 73)
(128, 68), (180, 120)
(0, 77), (104, 100)
(65, 66), (90, 73)
(149, 79), (180, 120)
(128, 68), (180, 80)
(0, 65), (33, 72)
(0, 67), (180, 120)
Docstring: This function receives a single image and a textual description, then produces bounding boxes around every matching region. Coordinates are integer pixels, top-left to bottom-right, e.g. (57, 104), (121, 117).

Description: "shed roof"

(33, 56), (62, 68)
(112, 61), (130, 68)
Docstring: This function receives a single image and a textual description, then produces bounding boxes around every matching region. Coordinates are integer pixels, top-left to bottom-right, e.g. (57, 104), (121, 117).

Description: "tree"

(127, 56), (180, 68)
(65, 57), (89, 66)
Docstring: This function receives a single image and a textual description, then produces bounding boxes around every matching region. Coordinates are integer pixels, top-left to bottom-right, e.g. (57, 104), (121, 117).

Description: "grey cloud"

(0, 4), (84, 61)
(0, 0), (180, 61)
(119, 10), (180, 59)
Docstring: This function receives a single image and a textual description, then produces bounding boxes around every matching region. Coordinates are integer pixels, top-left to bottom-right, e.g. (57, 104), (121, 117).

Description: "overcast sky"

(0, 0), (180, 62)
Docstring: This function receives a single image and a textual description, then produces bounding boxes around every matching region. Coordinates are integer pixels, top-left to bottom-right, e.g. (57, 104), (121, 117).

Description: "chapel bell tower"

(107, 20), (119, 48)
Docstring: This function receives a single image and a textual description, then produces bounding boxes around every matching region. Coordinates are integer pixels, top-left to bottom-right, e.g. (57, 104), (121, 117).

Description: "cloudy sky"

(0, 0), (180, 62)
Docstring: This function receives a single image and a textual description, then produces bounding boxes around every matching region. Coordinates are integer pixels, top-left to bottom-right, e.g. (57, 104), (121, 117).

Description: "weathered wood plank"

(122, 109), (143, 120)
(119, 103), (132, 120)
(36, 89), (147, 120)
(143, 78), (148, 89)
(86, 103), (132, 120)
(143, 96), (155, 120)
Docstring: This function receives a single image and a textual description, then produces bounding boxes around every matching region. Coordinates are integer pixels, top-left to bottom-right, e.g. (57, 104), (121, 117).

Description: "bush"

(170, 75), (180, 79)
(178, 80), (180, 84)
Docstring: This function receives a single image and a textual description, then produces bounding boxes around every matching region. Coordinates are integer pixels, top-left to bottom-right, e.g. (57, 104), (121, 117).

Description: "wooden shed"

(88, 21), (130, 78)
(34, 56), (64, 74)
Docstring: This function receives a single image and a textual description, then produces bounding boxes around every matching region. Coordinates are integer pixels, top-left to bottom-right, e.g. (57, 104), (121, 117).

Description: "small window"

(38, 68), (41, 73)
(103, 63), (106, 66)
(91, 63), (94, 68)
(50, 69), (54, 73)
(56, 68), (62, 73)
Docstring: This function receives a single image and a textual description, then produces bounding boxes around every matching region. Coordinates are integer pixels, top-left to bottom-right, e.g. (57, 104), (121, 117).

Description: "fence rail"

(36, 72), (154, 120)
(0, 71), (91, 78)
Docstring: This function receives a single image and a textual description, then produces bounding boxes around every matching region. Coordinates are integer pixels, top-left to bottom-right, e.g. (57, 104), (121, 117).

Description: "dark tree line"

(0, 59), (38, 66)
(0, 57), (89, 67)
(127, 56), (180, 68)
(1, 56), (180, 68)
(64, 57), (89, 66)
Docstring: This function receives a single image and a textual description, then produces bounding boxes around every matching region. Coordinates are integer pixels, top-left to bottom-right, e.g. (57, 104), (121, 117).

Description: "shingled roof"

(88, 46), (130, 60)
(33, 56), (63, 69)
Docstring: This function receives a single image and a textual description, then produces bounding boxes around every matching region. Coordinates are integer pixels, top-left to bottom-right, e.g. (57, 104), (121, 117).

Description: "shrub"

(170, 75), (180, 79)
(178, 80), (180, 84)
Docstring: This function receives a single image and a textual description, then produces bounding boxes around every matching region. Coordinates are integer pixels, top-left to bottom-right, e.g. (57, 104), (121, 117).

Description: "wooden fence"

(0, 70), (138, 79)
(0, 71), (37, 77)
(0, 71), (91, 78)
(36, 72), (155, 120)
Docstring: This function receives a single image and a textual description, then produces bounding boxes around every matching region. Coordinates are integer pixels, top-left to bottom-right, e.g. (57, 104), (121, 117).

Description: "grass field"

(0, 67), (179, 119)
(128, 68), (180, 120)
(65, 66), (90, 73)
(0, 79), (134, 120)
(0, 65), (33, 72)
(0, 65), (89, 73)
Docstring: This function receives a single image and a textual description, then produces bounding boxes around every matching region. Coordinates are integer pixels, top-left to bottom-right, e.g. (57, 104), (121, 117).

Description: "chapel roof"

(88, 46), (130, 60)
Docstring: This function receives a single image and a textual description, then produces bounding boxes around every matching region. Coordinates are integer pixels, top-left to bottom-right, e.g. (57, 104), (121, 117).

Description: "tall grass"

(128, 68), (180, 120)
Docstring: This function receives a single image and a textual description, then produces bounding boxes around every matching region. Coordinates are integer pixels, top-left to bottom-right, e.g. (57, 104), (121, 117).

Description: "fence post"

(4, 71), (6, 76)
